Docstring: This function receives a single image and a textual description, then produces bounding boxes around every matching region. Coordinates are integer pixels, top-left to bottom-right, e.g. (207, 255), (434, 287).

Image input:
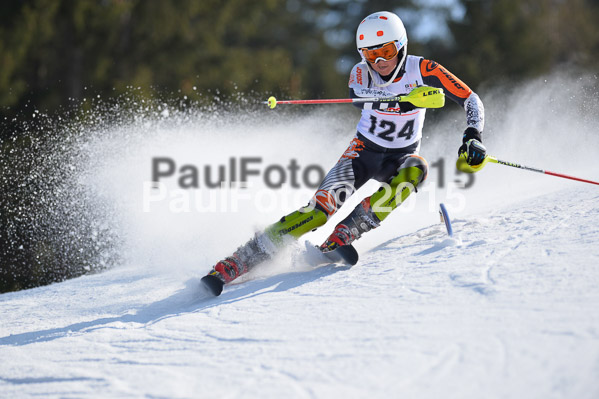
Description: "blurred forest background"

(1, 0), (599, 292)
(2, 0), (599, 122)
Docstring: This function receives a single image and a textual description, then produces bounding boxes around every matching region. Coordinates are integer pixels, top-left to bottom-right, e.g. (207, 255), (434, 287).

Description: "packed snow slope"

(1, 185), (598, 399)
(1, 74), (599, 398)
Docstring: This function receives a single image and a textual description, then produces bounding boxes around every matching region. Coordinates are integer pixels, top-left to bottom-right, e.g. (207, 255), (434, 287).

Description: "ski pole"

(456, 153), (599, 186)
(265, 86), (445, 110)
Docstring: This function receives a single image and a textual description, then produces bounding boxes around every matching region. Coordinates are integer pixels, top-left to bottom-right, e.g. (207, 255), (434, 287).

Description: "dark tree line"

(1, 0), (598, 293)
(2, 0), (598, 123)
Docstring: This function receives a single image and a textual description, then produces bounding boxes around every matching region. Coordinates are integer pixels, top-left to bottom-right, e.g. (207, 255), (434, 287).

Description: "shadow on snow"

(0, 263), (351, 347)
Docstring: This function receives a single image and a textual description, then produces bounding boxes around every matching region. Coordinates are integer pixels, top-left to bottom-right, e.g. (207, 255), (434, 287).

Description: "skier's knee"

(397, 155), (428, 187)
(311, 189), (341, 218)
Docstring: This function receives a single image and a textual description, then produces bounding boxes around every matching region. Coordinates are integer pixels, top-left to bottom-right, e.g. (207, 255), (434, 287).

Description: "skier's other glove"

(458, 127), (486, 166)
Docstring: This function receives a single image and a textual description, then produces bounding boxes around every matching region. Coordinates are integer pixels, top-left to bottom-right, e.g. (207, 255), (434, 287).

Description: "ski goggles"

(360, 41), (398, 63)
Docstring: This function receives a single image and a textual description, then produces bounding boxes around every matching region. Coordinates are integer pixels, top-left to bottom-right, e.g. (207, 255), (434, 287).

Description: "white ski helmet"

(356, 11), (408, 87)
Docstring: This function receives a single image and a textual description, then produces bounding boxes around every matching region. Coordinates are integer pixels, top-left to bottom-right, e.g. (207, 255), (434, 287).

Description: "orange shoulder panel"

(420, 59), (472, 99)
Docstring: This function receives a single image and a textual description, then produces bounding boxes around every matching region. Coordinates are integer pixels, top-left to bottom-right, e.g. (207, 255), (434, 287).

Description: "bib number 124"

(368, 115), (414, 142)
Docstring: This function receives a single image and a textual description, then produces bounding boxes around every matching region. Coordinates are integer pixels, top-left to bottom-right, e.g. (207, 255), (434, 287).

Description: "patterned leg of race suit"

(319, 152), (429, 252)
(208, 205), (329, 284)
(206, 139), (362, 284)
(206, 136), (427, 284)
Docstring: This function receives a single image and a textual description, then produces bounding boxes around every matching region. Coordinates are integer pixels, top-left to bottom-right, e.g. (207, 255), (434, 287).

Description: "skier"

(201, 11), (486, 295)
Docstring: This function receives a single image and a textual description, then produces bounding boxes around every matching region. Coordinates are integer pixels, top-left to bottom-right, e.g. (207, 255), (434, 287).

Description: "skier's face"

(369, 54), (399, 76)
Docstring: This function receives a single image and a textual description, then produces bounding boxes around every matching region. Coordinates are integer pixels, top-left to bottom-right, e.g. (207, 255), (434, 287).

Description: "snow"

(2, 74), (599, 398)
(1, 184), (598, 398)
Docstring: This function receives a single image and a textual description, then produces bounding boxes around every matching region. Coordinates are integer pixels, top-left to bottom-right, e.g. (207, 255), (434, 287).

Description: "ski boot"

(313, 197), (380, 266)
(201, 234), (275, 296)
(201, 206), (328, 296)
(320, 197), (380, 253)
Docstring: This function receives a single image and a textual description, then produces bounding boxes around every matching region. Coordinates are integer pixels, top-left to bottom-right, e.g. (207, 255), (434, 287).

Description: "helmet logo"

(359, 34), (364, 40)
(377, 31), (384, 36)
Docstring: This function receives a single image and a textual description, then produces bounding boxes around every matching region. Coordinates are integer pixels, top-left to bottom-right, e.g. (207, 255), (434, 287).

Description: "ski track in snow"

(1, 186), (599, 399)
